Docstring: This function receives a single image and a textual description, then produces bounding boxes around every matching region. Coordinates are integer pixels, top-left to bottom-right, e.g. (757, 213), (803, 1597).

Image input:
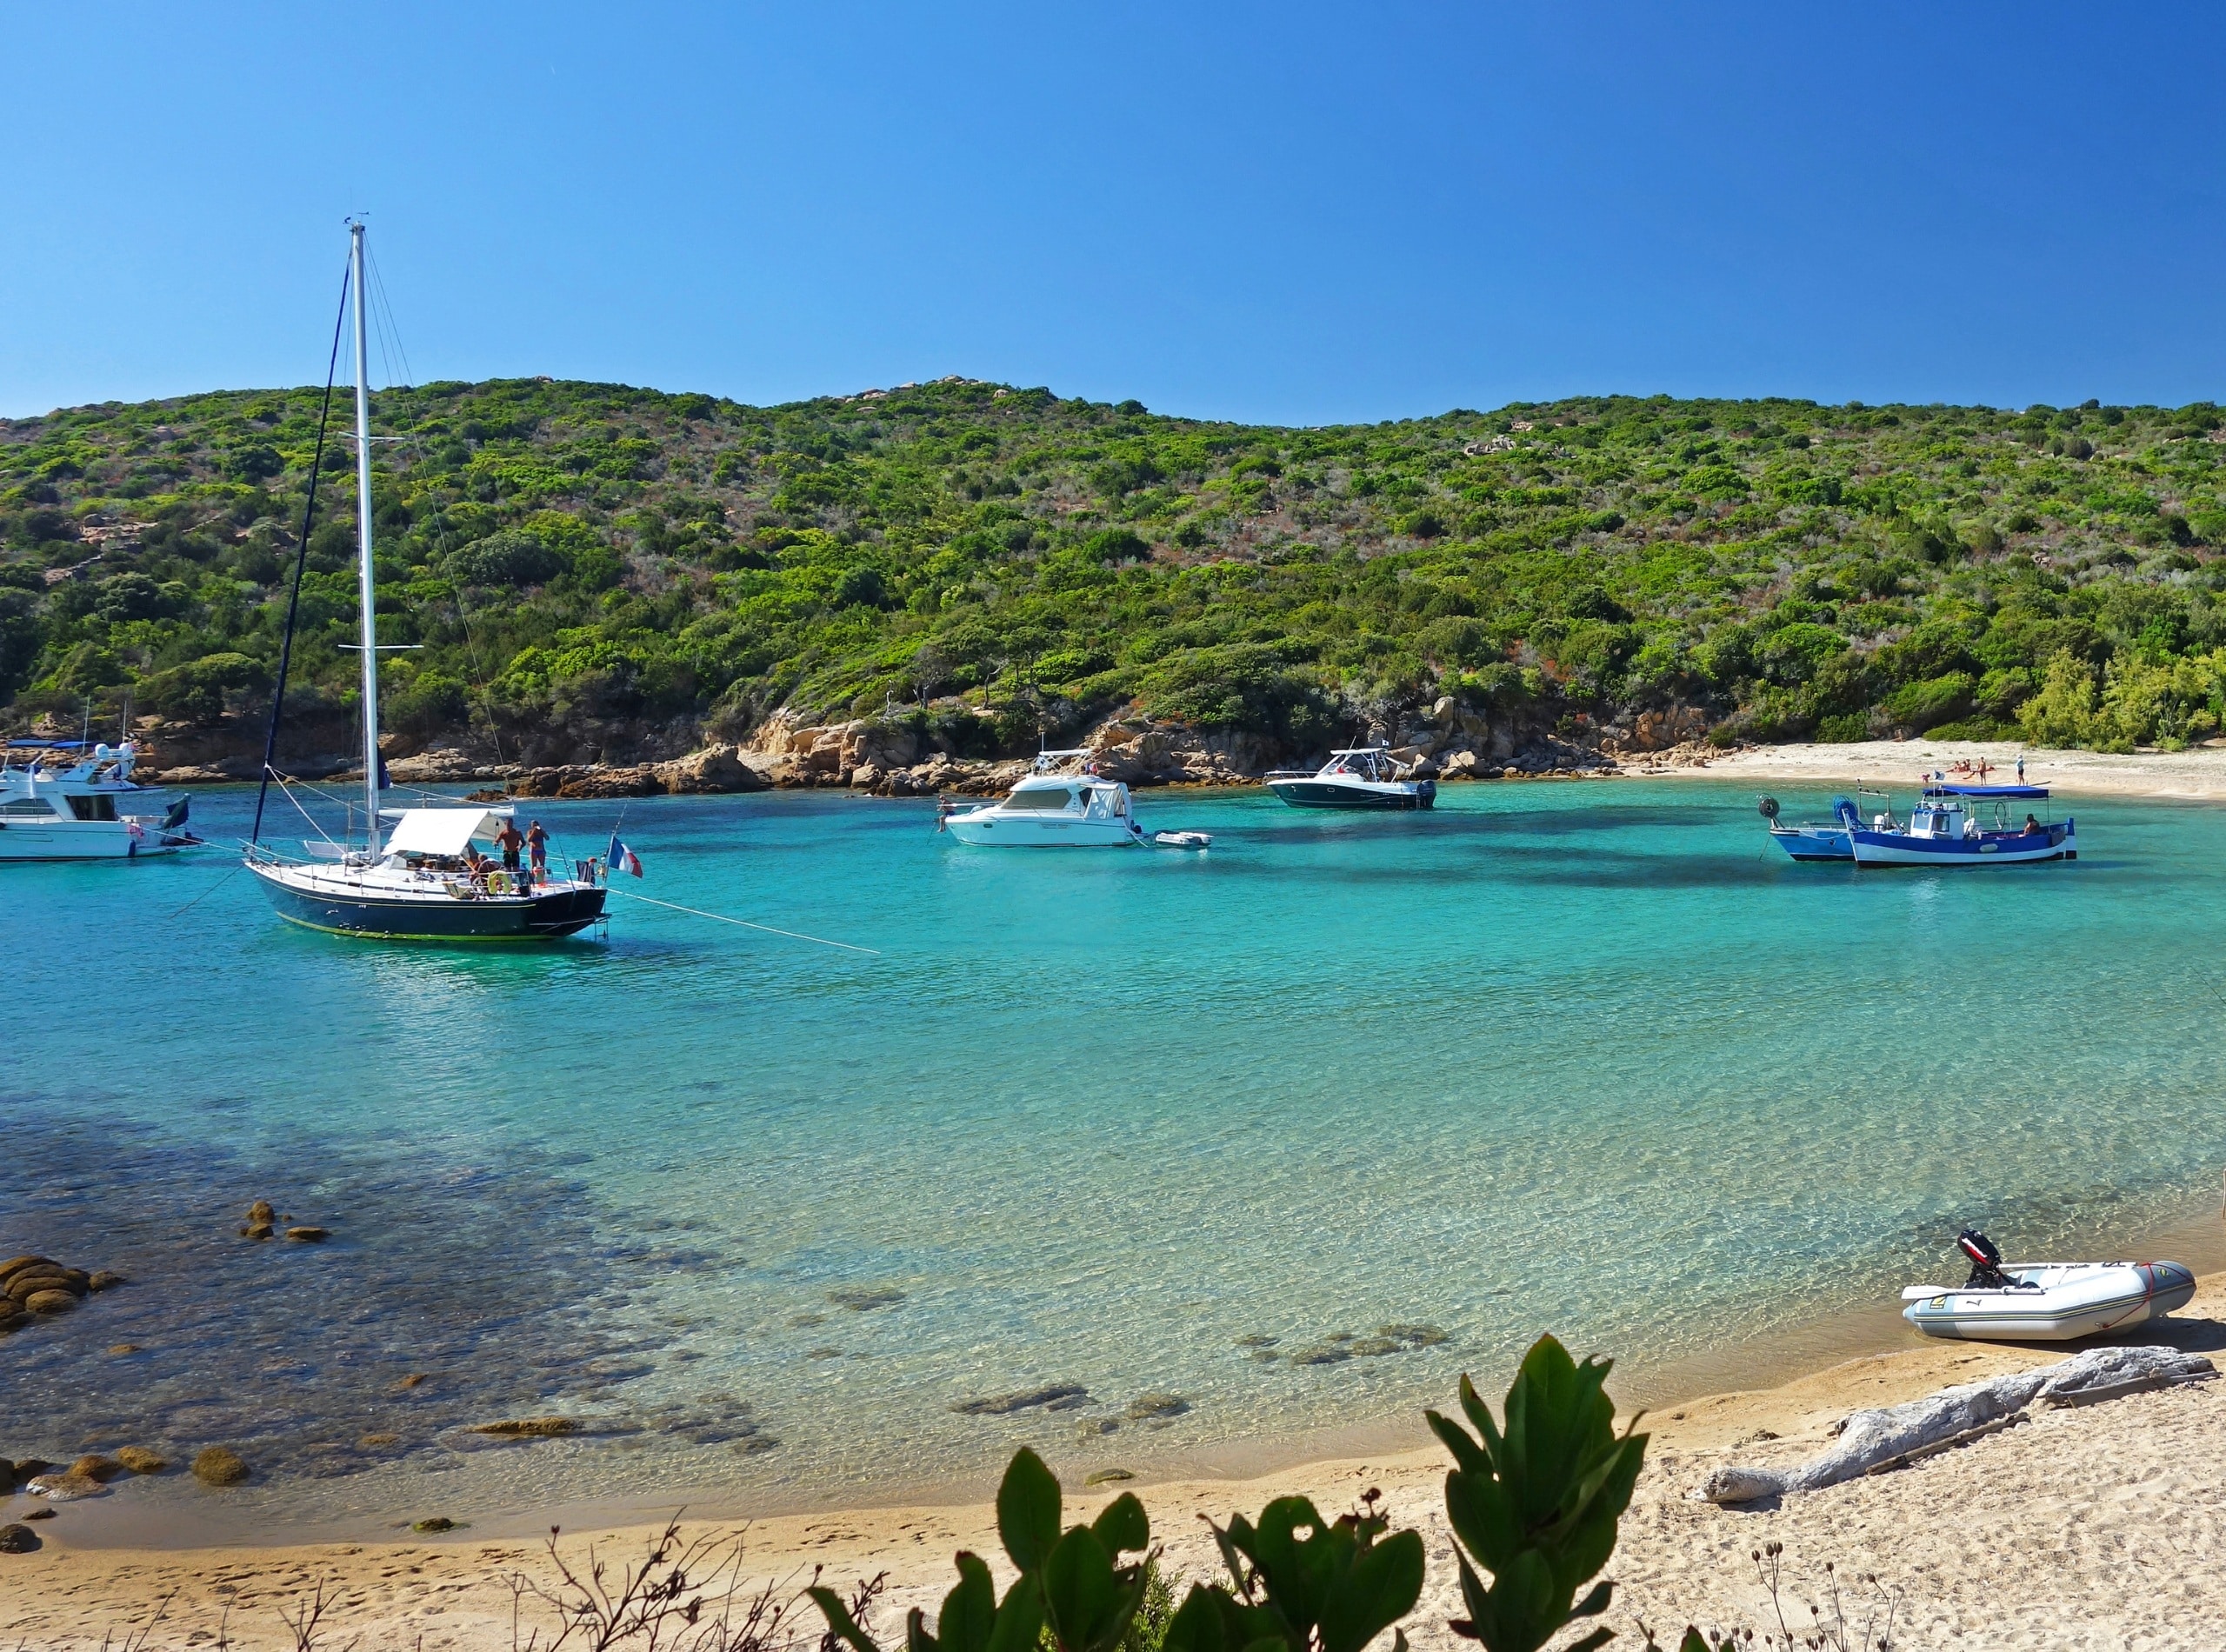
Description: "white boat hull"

(1903, 1262), (2196, 1341)
(944, 813), (1144, 847)
(1850, 823), (2074, 866)
(0, 819), (189, 860)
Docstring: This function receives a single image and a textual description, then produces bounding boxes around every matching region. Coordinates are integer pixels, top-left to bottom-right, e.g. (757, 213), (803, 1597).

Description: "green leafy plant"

(811, 1449), (1156, 1652)
(1159, 1489), (1424, 1652)
(1428, 1335), (1648, 1652)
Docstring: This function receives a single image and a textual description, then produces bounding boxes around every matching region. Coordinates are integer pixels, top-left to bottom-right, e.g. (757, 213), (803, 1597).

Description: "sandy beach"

(6, 1260), (2223, 1651)
(1629, 737), (2226, 803)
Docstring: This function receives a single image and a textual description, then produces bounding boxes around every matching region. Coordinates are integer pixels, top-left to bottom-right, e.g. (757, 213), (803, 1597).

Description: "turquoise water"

(7, 777), (2226, 1529)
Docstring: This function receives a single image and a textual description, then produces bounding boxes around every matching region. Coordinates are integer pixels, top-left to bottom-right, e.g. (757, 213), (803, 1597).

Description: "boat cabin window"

(65, 795), (119, 822)
(0, 797), (59, 817)
(1002, 786), (1080, 810)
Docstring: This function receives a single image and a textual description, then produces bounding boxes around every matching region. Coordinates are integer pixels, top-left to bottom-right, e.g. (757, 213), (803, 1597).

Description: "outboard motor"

(1957, 1228), (2011, 1289)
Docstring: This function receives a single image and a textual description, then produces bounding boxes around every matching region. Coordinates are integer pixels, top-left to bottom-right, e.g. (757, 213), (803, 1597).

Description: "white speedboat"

(1264, 747), (1435, 810)
(242, 222), (607, 943)
(0, 741), (197, 861)
(1901, 1229), (2196, 1342)
(938, 750), (1148, 847)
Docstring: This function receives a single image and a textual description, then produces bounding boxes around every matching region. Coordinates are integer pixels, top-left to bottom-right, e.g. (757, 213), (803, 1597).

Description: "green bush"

(137, 651), (270, 724)
(452, 527), (565, 588)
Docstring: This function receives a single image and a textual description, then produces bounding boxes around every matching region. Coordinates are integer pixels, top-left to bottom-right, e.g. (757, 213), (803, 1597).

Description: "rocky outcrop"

(0, 1254), (107, 1335)
(496, 744), (772, 800)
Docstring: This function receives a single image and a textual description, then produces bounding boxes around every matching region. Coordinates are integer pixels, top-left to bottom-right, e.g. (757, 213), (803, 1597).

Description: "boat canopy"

(382, 807), (509, 857)
(1923, 784), (2048, 799)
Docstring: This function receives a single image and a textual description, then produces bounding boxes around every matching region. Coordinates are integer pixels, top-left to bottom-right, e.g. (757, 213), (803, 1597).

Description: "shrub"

(451, 527), (565, 588)
(137, 651), (270, 724)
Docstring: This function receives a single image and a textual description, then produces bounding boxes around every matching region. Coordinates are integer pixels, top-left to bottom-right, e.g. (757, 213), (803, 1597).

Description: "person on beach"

(526, 820), (548, 874)
(496, 818), (525, 873)
(2017, 754), (2026, 784)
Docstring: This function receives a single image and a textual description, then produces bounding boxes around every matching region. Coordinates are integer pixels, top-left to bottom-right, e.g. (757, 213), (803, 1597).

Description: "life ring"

(487, 870), (513, 896)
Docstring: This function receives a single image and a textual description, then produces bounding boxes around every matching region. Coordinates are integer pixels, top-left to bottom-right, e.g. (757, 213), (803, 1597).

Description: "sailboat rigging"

(243, 221), (608, 940)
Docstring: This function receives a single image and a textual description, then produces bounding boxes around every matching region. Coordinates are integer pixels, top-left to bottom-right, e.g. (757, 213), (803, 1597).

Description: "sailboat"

(242, 222), (608, 940)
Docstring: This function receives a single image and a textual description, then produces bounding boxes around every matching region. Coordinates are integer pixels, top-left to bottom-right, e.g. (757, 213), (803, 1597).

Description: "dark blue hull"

(257, 876), (606, 940)
(1268, 779), (1436, 809)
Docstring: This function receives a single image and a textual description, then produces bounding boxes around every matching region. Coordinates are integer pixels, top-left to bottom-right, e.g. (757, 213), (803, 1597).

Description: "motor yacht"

(1264, 747), (1435, 810)
(0, 740), (197, 861)
(938, 750), (1149, 847)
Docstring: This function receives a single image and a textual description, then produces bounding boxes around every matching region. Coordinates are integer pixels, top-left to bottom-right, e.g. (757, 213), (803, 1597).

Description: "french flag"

(606, 833), (643, 878)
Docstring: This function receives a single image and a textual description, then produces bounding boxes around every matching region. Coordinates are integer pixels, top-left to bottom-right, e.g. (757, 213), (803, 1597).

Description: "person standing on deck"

(526, 820), (549, 878)
(496, 817), (525, 874)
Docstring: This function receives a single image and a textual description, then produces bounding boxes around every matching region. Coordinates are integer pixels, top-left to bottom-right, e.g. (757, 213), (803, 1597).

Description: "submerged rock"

(827, 1286), (906, 1313)
(1124, 1394), (1190, 1421)
(114, 1447), (167, 1475)
(1074, 1416), (1120, 1439)
(192, 1447), (250, 1487)
(68, 1455), (123, 1482)
(285, 1227), (330, 1243)
(243, 1222), (274, 1241)
(411, 1515), (461, 1533)
(470, 1416), (579, 1437)
(27, 1472), (106, 1501)
(23, 1290), (76, 1316)
(87, 1270), (125, 1292)
(951, 1384), (1090, 1416)
(1083, 1469), (1136, 1488)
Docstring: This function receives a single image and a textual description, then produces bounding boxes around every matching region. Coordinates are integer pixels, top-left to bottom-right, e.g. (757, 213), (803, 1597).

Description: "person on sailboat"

(526, 820), (549, 876)
(496, 818), (525, 874)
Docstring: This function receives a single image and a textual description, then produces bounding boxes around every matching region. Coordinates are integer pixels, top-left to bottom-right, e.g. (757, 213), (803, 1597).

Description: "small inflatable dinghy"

(1901, 1229), (2196, 1342)
(1153, 830), (1212, 849)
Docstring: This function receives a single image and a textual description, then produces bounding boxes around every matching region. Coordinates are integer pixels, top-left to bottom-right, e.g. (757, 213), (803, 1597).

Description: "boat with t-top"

(1846, 783), (2074, 868)
(1264, 746), (1436, 810)
(938, 749), (1150, 847)
(0, 739), (198, 861)
(242, 221), (608, 941)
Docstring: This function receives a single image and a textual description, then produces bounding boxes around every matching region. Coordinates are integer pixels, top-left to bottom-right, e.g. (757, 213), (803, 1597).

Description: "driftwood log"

(1702, 1344), (2216, 1504)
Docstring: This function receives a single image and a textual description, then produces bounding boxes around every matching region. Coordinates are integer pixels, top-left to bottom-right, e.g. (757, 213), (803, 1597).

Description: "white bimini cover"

(381, 806), (510, 857)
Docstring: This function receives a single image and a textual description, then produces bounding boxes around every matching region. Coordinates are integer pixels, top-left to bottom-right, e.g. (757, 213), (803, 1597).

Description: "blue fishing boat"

(1847, 783), (2074, 868)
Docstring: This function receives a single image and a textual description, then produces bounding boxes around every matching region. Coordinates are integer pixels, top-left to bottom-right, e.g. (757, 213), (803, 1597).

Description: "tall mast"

(350, 220), (382, 852)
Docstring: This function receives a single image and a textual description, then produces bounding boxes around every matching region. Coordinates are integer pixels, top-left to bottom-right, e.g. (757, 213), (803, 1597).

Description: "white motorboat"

(938, 750), (1148, 847)
(1264, 746), (1435, 810)
(1900, 1229), (2196, 1342)
(242, 222), (607, 942)
(0, 741), (197, 861)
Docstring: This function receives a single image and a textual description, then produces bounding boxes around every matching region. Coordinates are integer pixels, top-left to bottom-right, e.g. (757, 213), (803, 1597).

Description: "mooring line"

(609, 890), (880, 956)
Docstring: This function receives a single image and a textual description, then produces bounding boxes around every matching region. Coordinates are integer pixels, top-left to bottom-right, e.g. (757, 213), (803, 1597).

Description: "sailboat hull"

(249, 862), (605, 940)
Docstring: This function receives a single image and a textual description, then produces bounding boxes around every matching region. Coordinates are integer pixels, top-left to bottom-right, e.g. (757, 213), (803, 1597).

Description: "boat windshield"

(1000, 785), (1079, 811)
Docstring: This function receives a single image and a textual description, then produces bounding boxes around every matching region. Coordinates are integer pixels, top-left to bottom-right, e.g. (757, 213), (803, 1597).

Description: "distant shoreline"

(1622, 736), (2226, 801)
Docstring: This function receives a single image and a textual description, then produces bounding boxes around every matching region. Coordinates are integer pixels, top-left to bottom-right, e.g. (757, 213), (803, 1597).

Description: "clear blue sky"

(6, 4), (2223, 424)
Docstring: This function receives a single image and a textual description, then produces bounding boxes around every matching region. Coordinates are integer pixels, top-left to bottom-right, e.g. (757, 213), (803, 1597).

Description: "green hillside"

(3, 376), (2224, 761)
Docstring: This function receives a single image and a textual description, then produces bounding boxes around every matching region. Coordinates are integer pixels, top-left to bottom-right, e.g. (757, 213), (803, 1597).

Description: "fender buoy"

(1757, 795), (1781, 821)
